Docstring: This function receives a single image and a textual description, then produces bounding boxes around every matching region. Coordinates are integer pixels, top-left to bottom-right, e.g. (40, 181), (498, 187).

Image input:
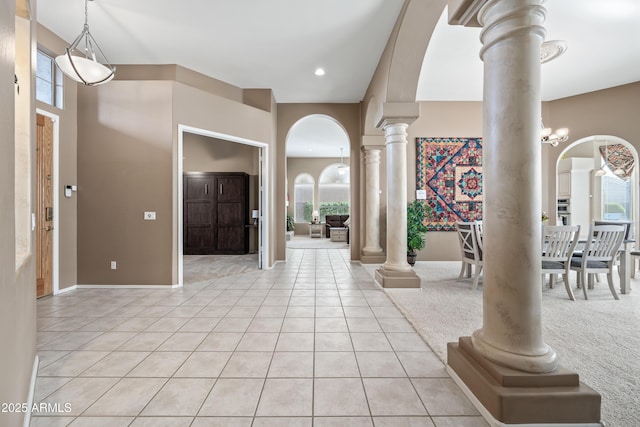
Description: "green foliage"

(320, 202), (349, 220)
(303, 201), (314, 222)
(605, 202), (626, 215)
(407, 200), (430, 254)
(286, 214), (295, 231)
(303, 201), (350, 222)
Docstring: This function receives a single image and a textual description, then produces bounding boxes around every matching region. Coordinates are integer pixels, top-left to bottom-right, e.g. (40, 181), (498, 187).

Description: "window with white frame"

(36, 49), (63, 108)
(294, 174), (314, 223)
(318, 164), (350, 222)
(601, 172), (632, 221)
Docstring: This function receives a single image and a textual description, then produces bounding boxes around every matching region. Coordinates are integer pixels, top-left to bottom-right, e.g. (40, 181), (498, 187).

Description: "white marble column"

(470, 0), (557, 373)
(362, 147), (383, 256)
(381, 122), (412, 273)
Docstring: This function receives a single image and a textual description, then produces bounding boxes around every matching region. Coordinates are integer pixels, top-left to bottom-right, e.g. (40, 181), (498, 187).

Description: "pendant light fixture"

(55, 0), (115, 86)
(595, 142), (608, 177)
(540, 123), (569, 146)
(337, 148), (348, 175)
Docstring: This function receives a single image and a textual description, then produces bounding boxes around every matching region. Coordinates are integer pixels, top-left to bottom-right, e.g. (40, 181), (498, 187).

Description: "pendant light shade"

(595, 142), (609, 177)
(337, 148), (348, 175)
(55, 0), (115, 86)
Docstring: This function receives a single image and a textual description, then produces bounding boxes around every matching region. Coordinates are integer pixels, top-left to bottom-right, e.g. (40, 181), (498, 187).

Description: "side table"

(309, 223), (323, 238)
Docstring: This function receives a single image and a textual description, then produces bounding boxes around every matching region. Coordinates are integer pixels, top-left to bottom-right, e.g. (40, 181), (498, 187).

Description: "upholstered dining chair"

(455, 222), (482, 290)
(541, 225), (580, 300)
(570, 224), (626, 300)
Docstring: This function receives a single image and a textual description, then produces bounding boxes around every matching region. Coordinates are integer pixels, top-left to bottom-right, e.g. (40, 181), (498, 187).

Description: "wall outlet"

(110, 261), (117, 270)
(144, 211), (156, 220)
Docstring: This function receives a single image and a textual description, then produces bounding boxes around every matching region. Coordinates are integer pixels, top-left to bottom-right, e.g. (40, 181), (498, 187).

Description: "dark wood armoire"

(183, 172), (249, 255)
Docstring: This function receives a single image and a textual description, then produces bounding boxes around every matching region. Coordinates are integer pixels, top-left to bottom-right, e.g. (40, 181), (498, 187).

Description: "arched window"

(318, 164), (350, 222)
(294, 173), (314, 223)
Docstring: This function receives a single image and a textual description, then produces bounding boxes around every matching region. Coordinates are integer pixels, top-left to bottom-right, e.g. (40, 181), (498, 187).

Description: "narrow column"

(375, 121), (419, 288)
(470, 0), (557, 373)
(361, 146), (384, 260)
(382, 123), (411, 271)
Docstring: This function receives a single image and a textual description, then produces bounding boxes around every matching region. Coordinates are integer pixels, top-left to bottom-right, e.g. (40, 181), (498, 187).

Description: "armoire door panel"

(186, 202), (213, 224)
(216, 177), (244, 203)
(216, 227), (244, 252)
(217, 203), (243, 226)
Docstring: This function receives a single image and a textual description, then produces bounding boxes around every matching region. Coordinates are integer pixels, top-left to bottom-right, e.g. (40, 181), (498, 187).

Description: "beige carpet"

(363, 261), (640, 427)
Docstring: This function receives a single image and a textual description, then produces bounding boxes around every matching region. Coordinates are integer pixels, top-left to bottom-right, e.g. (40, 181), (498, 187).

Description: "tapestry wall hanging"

(416, 137), (483, 231)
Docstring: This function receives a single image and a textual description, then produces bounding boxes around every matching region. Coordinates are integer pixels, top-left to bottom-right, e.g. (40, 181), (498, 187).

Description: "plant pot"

(407, 252), (417, 266)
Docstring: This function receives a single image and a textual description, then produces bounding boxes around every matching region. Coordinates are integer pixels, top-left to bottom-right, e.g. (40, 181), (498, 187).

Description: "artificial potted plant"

(407, 199), (429, 266)
(286, 214), (295, 232)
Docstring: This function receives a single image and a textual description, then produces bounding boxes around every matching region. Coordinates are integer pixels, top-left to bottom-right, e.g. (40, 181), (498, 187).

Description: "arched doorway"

(285, 114), (351, 245)
(555, 135), (639, 239)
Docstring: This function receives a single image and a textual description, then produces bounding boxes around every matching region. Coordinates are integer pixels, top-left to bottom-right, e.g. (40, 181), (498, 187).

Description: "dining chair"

(541, 225), (580, 300)
(569, 224), (626, 300)
(455, 221), (482, 290)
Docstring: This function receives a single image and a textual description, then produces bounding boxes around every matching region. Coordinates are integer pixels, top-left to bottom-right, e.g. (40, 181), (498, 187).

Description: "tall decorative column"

(473, 0), (555, 375)
(375, 113), (420, 288)
(361, 145), (385, 263)
(446, 0), (601, 424)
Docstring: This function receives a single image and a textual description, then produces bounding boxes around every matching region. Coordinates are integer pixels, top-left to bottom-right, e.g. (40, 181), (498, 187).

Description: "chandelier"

(541, 125), (569, 147)
(55, 0), (115, 86)
(337, 148), (348, 175)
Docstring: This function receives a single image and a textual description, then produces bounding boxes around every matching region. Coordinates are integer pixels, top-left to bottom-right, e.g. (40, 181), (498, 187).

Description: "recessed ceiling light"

(314, 68), (325, 76)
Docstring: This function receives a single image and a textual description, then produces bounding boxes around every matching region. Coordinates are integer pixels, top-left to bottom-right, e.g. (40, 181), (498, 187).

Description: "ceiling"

(37, 0), (640, 156)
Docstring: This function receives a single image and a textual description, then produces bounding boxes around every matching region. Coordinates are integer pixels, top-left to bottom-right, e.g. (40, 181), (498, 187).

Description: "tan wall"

(76, 74), (275, 285)
(184, 134), (259, 175)
(406, 101), (484, 261)
(77, 81), (174, 285)
(401, 85), (640, 262)
(172, 82), (275, 270)
(0, 5), (37, 426)
(543, 82), (640, 217)
(36, 24), (79, 291)
(277, 104), (362, 260)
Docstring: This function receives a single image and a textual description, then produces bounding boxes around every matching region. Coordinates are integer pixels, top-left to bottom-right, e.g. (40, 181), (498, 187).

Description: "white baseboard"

(76, 283), (180, 289)
(23, 355), (39, 427)
(446, 365), (603, 427)
(54, 285), (77, 295)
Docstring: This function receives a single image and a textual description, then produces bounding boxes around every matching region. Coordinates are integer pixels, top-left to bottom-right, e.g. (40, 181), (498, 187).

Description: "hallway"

(31, 248), (486, 426)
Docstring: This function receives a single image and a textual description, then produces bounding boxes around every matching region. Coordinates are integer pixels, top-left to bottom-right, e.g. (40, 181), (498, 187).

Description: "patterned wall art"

(416, 137), (483, 231)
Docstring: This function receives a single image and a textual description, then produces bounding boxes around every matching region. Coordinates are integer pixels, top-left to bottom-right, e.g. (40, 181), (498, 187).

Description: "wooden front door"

(36, 114), (54, 297)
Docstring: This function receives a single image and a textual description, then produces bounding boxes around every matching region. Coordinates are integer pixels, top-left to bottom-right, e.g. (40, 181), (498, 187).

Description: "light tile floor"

(32, 248), (488, 426)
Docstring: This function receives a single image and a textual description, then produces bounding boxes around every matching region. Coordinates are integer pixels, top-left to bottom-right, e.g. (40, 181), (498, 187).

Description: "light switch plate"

(144, 211), (156, 220)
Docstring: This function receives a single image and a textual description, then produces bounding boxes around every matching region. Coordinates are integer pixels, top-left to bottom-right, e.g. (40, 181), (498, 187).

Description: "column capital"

(447, 0), (489, 27)
(375, 102), (420, 130)
(362, 147), (381, 164)
(361, 135), (385, 148)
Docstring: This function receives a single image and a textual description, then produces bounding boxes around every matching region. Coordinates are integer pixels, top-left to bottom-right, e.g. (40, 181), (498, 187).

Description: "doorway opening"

(555, 135), (638, 240)
(285, 114), (352, 250)
(177, 125), (269, 287)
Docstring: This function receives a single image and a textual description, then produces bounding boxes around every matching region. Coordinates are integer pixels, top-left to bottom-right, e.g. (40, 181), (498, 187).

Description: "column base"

(375, 267), (420, 288)
(360, 253), (386, 264)
(447, 337), (601, 425)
